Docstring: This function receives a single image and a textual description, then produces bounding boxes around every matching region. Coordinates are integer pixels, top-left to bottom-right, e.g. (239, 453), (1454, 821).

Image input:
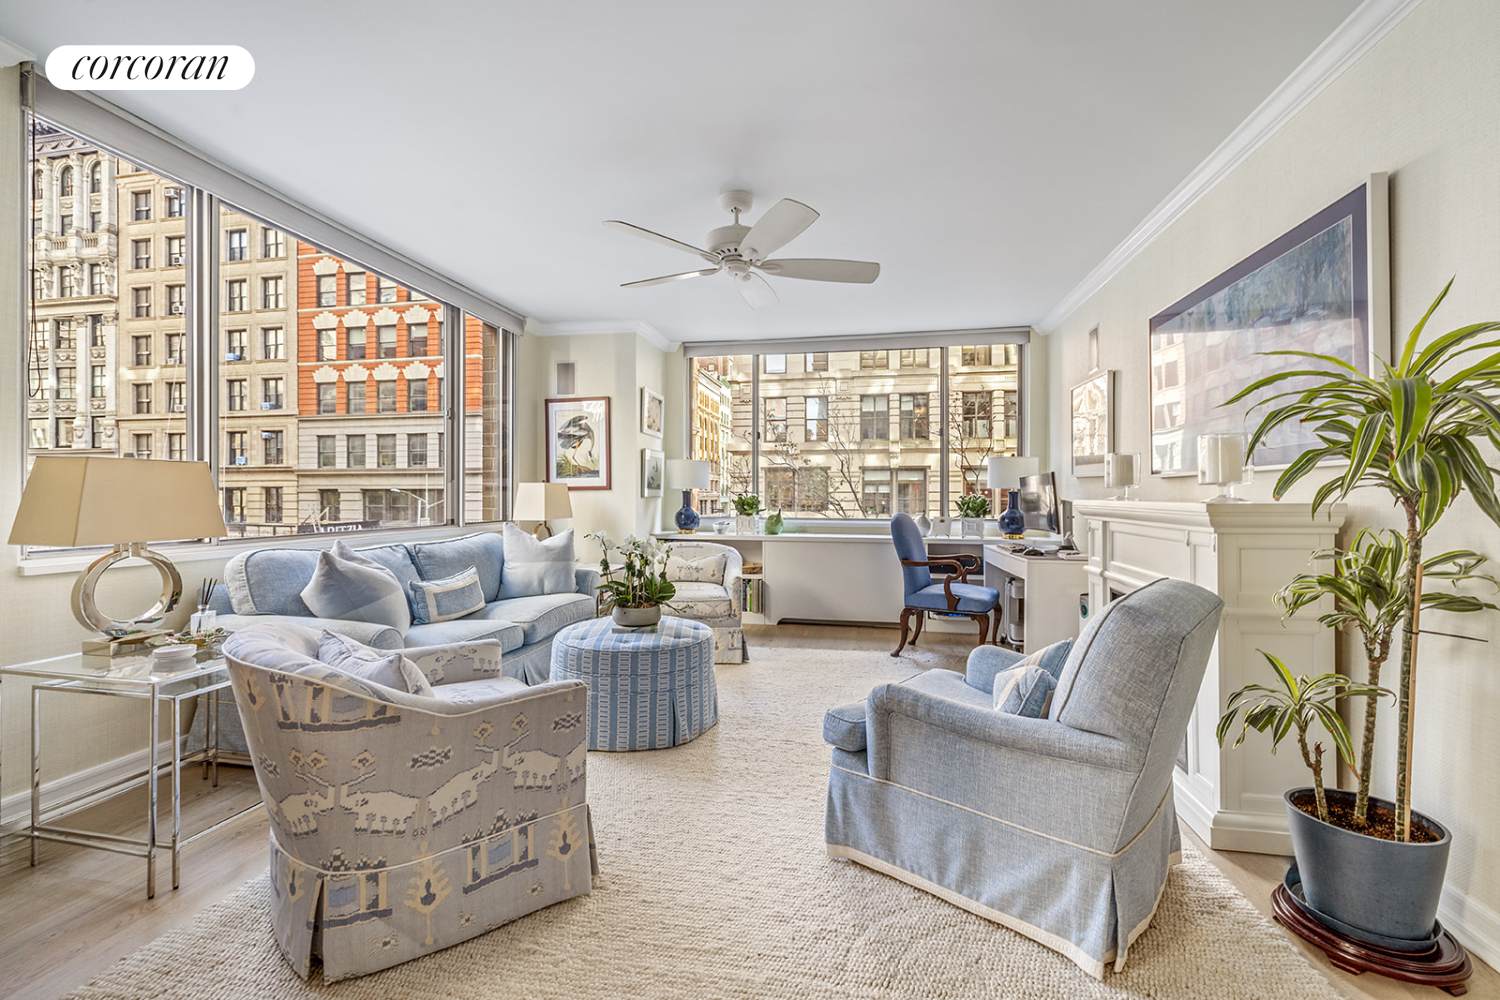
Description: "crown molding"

(1038, 0), (1425, 334)
(523, 318), (679, 353)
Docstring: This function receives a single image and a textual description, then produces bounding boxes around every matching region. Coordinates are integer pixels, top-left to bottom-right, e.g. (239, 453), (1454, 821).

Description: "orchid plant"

(587, 531), (678, 610)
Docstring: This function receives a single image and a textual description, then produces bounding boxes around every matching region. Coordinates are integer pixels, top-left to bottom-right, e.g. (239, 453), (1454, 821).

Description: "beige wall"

(1043, 0), (1500, 955)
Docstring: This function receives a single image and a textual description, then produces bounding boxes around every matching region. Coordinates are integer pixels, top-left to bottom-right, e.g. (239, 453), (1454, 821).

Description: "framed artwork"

(641, 448), (664, 498)
(640, 387), (664, 438)
(1148, 176), (1389, 476)
(545, 396), (611, 490)
(1070, 370), (1113, 477)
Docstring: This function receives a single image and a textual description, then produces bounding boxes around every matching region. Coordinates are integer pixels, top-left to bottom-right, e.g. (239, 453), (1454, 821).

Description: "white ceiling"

(1, 1), (1364, 344)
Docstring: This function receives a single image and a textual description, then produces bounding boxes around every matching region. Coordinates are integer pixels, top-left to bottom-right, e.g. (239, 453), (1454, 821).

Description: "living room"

(2, 1), (1499, 998)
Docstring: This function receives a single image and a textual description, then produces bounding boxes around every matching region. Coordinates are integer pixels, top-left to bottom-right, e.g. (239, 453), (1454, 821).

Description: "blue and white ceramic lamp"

(666, 458), (711, 532)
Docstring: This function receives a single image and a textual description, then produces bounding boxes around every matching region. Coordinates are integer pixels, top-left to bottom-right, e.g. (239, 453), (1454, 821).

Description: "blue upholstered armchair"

(825, 578), (1224, 979)
(889, 512), (999, 655)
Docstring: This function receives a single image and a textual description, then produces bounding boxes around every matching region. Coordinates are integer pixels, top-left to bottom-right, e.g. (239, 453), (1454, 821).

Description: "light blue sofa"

(207, 531), (599, 686)
(823, 578), (1223, 979)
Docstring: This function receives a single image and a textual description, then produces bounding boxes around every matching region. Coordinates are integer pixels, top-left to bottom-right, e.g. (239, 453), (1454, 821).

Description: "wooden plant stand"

(1271, 884), (1472, 995)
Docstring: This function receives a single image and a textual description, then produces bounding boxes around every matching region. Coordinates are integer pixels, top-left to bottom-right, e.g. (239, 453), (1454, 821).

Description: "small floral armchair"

(223, 623), (597, 982)
(663, 540), (745, 663)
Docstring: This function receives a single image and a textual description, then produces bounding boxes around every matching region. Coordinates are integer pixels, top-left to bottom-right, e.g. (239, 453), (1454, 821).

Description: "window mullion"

(445, 304), (463, 525)
(938, 347), (949, 505)
(186, 188), (218, 467)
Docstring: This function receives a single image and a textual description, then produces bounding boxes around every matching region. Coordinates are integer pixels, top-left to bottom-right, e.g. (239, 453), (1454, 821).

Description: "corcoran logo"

(45, 45), (254, 91)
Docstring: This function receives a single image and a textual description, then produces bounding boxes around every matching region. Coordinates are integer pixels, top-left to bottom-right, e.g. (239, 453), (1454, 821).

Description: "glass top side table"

(1, 648), (253, 898)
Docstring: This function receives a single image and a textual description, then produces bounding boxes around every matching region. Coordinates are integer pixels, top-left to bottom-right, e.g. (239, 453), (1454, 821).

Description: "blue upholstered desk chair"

(889, 512), (1000, 656)
(824, 578), (1224, 979)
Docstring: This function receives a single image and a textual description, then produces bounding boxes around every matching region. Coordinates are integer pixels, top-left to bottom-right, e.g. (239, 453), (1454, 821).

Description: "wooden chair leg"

(892, 609), (912, 656)
(974, 614), (987, 648)
(990, 608), (1002, 645)
(910, 610), (925, 646)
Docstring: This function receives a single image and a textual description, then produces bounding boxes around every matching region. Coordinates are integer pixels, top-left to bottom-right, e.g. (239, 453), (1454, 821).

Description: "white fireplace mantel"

(1073, 500), (1346, 854)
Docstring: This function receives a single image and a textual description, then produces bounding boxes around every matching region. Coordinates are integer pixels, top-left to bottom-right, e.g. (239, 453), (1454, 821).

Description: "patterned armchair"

(224, 623), (597, 982)
(824, 579), (1223, 979)
(662, 540), (745, 663)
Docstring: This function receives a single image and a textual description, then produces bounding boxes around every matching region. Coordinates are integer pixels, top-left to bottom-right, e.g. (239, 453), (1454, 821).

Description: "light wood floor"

(0, 623), (1492, 1000)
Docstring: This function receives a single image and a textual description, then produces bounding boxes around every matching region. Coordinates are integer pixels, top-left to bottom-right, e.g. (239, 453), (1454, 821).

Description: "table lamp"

(1105, 452), (1141, 500)
(1197, 433), (1253, 503)
(665, 459), (710, 532)
(514, 482), (572, 538)
(986, 456), (1039, 539)
(8, 457), (228, 653)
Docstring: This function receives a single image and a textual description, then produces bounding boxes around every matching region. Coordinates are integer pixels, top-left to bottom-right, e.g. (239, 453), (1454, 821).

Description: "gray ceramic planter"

(1285, 787), (1451, 948)
(612, 605), (662, 628)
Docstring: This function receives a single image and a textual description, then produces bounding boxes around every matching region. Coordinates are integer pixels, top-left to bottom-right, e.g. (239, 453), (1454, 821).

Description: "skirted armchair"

(224, 623), (598, 982)
(662, 540), (746, 663)
(889, 512), (1000, 655)
(824, 578), (1223, 978)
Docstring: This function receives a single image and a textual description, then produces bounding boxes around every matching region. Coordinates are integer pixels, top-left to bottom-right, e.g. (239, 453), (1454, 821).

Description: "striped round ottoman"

(550, 616), (718, 751)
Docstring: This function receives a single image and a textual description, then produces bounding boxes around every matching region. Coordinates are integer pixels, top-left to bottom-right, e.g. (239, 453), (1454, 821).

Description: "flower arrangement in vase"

(587, 531), (677, 627)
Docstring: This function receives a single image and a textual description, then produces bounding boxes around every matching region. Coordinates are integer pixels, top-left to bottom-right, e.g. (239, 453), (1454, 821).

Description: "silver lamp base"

(73, 541), (183, 653)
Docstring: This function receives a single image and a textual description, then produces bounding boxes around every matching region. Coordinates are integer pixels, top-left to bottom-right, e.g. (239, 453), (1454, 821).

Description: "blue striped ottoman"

(549, 616), (718, 751)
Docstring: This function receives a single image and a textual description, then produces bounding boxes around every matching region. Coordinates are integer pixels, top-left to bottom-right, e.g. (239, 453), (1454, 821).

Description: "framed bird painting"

(546, 396), (611, 490)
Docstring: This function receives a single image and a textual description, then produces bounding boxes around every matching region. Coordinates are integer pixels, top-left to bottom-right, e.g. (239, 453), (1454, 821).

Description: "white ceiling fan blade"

(740, 199), (819, 261)
(621, 268), (720, 289)
(736, 270), (778, 309)
(603, 220), (719, 264)
(757, 258), (881, 283)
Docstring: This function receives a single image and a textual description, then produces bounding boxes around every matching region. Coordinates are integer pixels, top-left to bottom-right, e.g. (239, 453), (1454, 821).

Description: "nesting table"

(550, 616), (718, 751)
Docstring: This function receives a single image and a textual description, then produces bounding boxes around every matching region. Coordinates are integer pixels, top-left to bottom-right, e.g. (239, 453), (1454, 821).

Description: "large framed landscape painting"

(1148, 175), (1389, 476)
(546, 396), (611, 490)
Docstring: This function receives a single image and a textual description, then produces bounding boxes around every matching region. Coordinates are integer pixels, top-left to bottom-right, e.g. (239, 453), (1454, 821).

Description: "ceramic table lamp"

(515, 482), (572, 538)
(665, 459), (710, 532)
(986, 455), (1039, 539)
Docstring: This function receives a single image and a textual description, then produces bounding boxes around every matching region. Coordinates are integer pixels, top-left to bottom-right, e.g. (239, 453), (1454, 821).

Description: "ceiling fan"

(604, 190), (880, 309)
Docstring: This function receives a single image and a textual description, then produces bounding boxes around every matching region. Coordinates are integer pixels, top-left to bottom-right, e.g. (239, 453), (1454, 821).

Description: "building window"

(376, 324), (396, 358)
(899, 392), (929, 439)
(133, 335), (151, 366)
(226, 379), (246, 411)
(807, 352), (828, 372)
(261, 276), (284, 309)
(347, 326), (366, 360)
(317, 274), (336, 307)
(264, 486), (283, 522)
(961, 345), (991, 366)
(317, 382), (336, 413)
(60, 213), (73, 234)
(132, 190), (150, 220)
(89, 210), (101, 232)
(166, 236), (184, 266)
(347, 381), (366, 414)
(378, 277), (398, 303)
(60, 269), (76, 297)
(763, 354), (787, 374)
(167, 381), (186, 412)
(407, 323), (428, 357)
(59, 166), (73, 196)
(225, 279), (246, 311)
(167, 432), (185, 461)
(90, 365), (106, 398)
(961, 391), (992, 438)
(318, 488), (340, 521)
(766, 468), (795, 512)
(262, 229), (284, 258)
(896, 469), (927, 515)
(262, 327), (284, 360)
(860, 469), (891, 516)
(56, 367), (76, 400)
(317, 436), (336, 468)
(89, 263), (105, 295)
(225, 328), (246, 360)
(860, 394), (889, 440)
(1001, 389), (1019, 439)
(347, 271), (367, 306)
(408, 433), (428, 467)
(133, 433), (152, 459)
(53, 418), (71, 447)
(164, 187), (184, 218)
(89, 161), (102, 193)
(89, 417), (103, 446)
(166, 333), (185, 365)
(167, 284), (185, 315)
(377, 434), (397, 467)
(377, 381), (397, 413)
(89, 313), (105, 347)
(408, 378), (427, 412)
(764, 398), (787, 442)
(262, 377), (284, 409)
(805, 396), (829, 442)
(317, 328), (337, 361)
(54, 319), (76, 349)
(263, 430), (284, 464)
(226, 229), (247, 261)
(900, 348), (930, 368)
(860, 350), (888, 369)
(132, 239), (151, 268)
(347, 434), (366, 468)
(226, 430), (246, 464)
(223, 487), (245, 523)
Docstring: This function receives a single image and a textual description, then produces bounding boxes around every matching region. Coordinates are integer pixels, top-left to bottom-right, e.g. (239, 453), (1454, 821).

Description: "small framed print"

(641, 448), (664, 498)
(546, 396), (611, 490)
(1070, 370), (1113, 477)
(640, 386), (664, 438)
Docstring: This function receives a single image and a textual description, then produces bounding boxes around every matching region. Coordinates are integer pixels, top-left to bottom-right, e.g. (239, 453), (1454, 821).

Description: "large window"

(691, 340), (1024, 521)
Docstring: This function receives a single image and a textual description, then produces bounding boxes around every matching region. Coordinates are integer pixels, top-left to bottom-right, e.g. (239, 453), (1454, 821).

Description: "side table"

(1, 649), (254, 898)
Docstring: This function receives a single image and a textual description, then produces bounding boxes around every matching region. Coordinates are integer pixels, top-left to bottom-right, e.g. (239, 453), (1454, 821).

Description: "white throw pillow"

(667, 552), (727, 585)
(498, 523), (575, 599)
(300, 540), (412, 633)
(317, 630), (433, 696)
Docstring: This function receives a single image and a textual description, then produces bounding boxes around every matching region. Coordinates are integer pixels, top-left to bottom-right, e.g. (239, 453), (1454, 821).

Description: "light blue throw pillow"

(300, 540), (412, 633)
(316, 630), (433, 695)
(822, 700), (868, 751)
(992, 664), (1057, 717)
(497, 523), (575, 599)
(410, 566), (486, 625)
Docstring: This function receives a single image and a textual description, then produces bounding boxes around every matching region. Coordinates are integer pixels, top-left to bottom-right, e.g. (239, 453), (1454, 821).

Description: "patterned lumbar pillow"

(300, 540), (412, 633)
(317, 630), (433, 695)
(667, 551), (727, 585)
(497, 523), (576, 599)
(992, 663), (1058, 717)
(409, 566), (487, 625)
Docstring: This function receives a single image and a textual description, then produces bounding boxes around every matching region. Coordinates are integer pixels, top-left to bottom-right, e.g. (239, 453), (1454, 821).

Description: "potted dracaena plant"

(1219, 279), (1500, 945)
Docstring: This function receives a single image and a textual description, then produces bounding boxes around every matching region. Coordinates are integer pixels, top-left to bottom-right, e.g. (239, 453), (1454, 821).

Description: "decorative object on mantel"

(640, 449), (664, 498)
(514, 482), (573, 539)
(731, 493), (762, 534)
(546, 395), (611, 490)
(913, 512), (932, 536)
(1105, 453), (1141, 500)
(8, 457), (227, 654)
(1149, 176), (1388, 478)
(1196, 433), (1252, 503)
(640, 386), (664, 438)
(666, 459), (710, 532)
(1070, 370), (1113, 477)
(588, 531), (678, 628)
(764, 510), (785, 534)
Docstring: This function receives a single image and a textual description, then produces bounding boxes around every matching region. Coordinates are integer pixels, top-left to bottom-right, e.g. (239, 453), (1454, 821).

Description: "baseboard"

(1438, 881), (1500, 971)
(0, 736), (183, 835)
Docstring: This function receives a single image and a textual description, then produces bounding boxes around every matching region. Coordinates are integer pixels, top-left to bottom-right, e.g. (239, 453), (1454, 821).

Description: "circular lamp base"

(72, 542), (183, 636)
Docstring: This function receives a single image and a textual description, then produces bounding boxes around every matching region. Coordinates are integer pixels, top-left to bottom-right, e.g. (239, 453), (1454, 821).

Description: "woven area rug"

(65, 644), (1340, 1000)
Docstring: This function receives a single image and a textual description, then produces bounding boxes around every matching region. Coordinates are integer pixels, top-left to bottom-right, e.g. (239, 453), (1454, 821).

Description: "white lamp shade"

(986, 456), (1039, 489)
(665, 459), (711, 489)
(9, 457), (227, 546)
(514, 482), (572, 521)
